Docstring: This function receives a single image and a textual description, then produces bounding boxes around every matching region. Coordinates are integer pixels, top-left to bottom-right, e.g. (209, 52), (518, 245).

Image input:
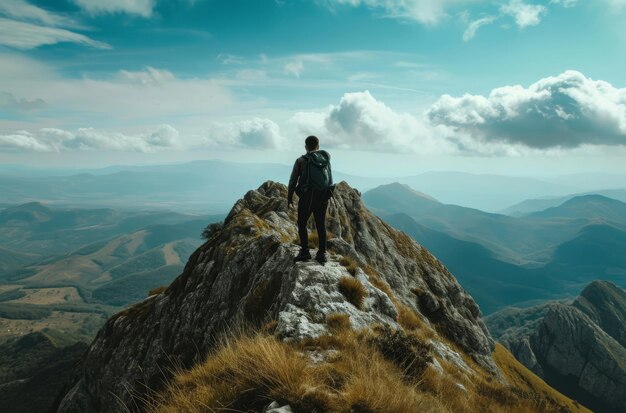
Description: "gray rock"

(56, 181), (497, 412)
(531, 304), (626, 412)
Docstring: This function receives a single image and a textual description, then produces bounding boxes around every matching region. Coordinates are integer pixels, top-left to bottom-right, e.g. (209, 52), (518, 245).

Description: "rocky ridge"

(57, 181), (500, 412)
(495, 280), (626, 413)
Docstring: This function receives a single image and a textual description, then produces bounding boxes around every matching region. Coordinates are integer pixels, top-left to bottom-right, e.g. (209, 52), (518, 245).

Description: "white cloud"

(463, 15), (495, 41)
(501, 0), (546, 28)
(118, 67), (176, 86)
(0, 59), (233, 126)
(0, 1), (110, 50)
(284, 59), (304, 78)
(72, 0), (155, 17)
(292, 90), (455, 153)
(0, 125), (181, 153)
(321, 0), (476, 25)
(428, 70), (626, 149)
(204, 118), (285, 149)
(0, 18), (111, 49)
(0, 0), (77, 27)
(550, 0), (577, 7)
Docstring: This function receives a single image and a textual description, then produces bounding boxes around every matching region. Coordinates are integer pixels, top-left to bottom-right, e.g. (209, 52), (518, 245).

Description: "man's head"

(305, 135), (319, 152)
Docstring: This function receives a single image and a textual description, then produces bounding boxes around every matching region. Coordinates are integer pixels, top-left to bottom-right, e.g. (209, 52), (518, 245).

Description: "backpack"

(303, 150), (332, 191)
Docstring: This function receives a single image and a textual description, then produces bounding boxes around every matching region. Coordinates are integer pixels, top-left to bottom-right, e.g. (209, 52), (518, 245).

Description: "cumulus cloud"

(0, 125), (181, 153)
(204, 118), (285, 149)
(292, 91), (455, 153)
(0, 91), (47, 110)
(72, 0), (155, 17)
(427, 70), (626, 149)
(321, 0), (473, 25)
(501, 0), (547, 28)
(463, 16), (495, 41)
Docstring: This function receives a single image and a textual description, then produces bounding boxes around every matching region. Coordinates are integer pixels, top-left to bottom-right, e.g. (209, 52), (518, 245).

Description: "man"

(287, 135), (334, 264)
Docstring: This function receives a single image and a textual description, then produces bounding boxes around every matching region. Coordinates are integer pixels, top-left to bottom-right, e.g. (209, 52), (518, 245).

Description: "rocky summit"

(503, 281), (626, 413)
(56, 181), (580, 413)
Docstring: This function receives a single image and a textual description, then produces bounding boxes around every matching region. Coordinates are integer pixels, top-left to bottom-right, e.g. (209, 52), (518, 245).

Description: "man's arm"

(287, 158), (301, 206)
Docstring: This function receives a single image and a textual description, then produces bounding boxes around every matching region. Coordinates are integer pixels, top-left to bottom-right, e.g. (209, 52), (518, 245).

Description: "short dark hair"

(305, 135), (319, 151)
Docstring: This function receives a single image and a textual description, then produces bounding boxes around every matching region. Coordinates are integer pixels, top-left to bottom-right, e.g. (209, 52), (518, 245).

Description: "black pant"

(297, 188), (328, 254)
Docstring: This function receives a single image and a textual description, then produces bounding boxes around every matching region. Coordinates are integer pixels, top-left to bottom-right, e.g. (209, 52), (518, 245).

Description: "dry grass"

(338, 256), (359, 276)
(148, 286), (167, 296)
(396, 303), (425, 331)
(326, 312), (351, 332)
(149, 330), (587, 413)
(337, 277), (367, 310)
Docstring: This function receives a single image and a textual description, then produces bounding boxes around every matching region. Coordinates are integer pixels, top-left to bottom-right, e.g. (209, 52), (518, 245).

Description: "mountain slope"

(381, 213), (559, 314)
(363, 182), (588, 263)
(529, 194), (626, 224)
(501, 189), (626, 216)
(487, 281), (626, 413)
(55, 181), (586, 413)
(0, 331), (87, 413)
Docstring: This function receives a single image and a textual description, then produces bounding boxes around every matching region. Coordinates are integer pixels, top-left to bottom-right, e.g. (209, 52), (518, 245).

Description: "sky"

(1, 0), (626, 177)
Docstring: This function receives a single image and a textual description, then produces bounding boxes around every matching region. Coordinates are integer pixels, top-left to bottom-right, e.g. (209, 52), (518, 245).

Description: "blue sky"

(1, 0), (626, 176)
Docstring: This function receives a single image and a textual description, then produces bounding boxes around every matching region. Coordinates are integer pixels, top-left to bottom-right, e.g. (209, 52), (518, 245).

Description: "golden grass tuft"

(326, 312), (351, 332)
(339, 255), (359, 276)
(337, 276), (367, 310)
(149, 332), (589, 413)
(148, 285), (167, 296)
(396, 303), (425, 331)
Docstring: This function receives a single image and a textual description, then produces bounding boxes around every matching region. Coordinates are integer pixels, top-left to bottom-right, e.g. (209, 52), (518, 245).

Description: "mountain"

(363, 182), (590, 264)
(0, 246), (38, 275)
(550, 224), (626, 270)
(395, 171), (579, 212)
(0, 202), (208, 263)
(0, 330), (87, 413)
(501, 189), (626, 216)
(528, 194), (626, 224)
(55, 181), (586, 413)
(486, 281), (626, 413)
(380, 213), (559, 314)
(5, 221), (205, 307)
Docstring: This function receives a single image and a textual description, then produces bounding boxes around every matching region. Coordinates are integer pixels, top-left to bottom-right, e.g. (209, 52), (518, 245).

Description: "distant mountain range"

(485, 281), (626, 413)
(363, 183), (626, 313)
(2, 161), (624, 213)
(501, 189), (626, 216)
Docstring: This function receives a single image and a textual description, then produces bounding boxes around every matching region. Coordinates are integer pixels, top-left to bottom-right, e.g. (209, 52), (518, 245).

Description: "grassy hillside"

(149, 327), (589, 413)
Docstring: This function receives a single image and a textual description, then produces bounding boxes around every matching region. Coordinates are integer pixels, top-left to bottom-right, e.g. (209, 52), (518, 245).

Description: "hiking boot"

(294, 249), (312, 262)
(315, 252), (327, 264)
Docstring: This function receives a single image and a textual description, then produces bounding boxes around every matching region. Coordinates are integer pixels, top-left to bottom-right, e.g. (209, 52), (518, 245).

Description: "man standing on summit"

(288, 136), (334, 264)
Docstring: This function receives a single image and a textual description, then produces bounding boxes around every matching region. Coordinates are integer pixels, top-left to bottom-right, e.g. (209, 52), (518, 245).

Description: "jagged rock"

(530, 304), (626, 413)
(56, 181), (496, 412)
(573, 280), (626, 348)
(508, 337), (543, 377)
(490, 281), (626, 413)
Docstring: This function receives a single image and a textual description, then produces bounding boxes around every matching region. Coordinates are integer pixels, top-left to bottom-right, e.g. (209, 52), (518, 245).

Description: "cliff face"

(500, 281), (626, 413)
(57, 181), (497, 412)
